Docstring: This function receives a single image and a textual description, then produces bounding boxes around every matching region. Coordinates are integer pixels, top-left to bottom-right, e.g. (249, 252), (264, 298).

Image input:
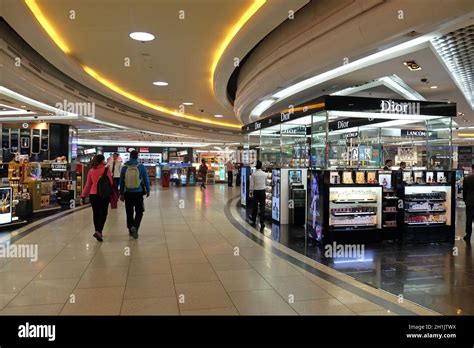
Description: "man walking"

(226, 160), (235, 187)
(463, 165), (474, 243)
(199, 159), (208, 190)
(119, 150), (150, 239)
(106, 152), (123, 208)
(249, 160), (266, 232)
(107, 152), (123, 188)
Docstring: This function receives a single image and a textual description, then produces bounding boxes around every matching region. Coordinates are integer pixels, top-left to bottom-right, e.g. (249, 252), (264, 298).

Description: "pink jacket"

(82, 163), (113, 197)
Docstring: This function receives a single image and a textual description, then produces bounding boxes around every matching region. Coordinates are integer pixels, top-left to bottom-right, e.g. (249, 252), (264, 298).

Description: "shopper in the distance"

(398, 161), (407, 171)
(119, 150), (150, 239)
(226, 160), (235, 187)
(106, 152), (123, 209)
(107, 153), (123, 187)
(81, 154), (113, 242)
(249, 160), (266, 232)
(383, 159), (393, 170)
(199, 159), (208, 190)
(463, 165), (474, 243)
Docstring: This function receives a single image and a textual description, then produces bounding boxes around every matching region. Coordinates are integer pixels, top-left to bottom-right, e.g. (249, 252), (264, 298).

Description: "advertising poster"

(272, 169), (280, 221)
(289, 170), (302, 184)
(0, 187), (12, 225)
(241, 167), (247, 206)
(307, 171), (323, 241)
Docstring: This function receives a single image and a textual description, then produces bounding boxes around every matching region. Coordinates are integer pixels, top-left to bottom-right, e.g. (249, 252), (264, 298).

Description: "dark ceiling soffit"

(0, 17), (239, 134)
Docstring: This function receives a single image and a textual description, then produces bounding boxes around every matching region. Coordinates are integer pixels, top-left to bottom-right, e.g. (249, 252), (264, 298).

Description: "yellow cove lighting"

(24, 0), (245, 129)
(210, 0), (266, 92)
(82, 66), (241, 128)
(25, 0), (71, 54)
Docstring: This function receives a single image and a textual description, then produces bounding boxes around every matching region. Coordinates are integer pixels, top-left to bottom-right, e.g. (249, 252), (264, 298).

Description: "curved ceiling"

(1, 0), (306, 137)
(233, 0), (474, 125)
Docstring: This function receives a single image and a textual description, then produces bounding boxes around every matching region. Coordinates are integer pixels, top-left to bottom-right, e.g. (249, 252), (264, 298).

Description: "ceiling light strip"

(24, 0), (241, 129)
(24, 0), (71, 54)
(81, 66), (240, 128)
(210, 0), (266, 93)
(250, 35), (433, 119)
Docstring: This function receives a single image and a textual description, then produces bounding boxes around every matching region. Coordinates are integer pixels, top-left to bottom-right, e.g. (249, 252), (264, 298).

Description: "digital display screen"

(0, 187), (12, 225)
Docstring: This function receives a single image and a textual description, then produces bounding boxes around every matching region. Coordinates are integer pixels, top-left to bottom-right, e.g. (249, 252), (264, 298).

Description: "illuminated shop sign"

(51, 163), (67, 171)
(342, 131), (359, 139)
(281, 126), (306, 135)
(380, 100), (420, 115)
(401, 129), (427, 137)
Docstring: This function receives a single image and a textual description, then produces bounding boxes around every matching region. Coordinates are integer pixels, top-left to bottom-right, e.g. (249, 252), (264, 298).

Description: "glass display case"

(395, 170), (455, 242)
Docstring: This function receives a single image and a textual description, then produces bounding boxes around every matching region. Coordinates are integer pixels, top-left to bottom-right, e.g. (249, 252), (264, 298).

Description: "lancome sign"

(380, 100), (420, 115)
(401, 129), (427, 137)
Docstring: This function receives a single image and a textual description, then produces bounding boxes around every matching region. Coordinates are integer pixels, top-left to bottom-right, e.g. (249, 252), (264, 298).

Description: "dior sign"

(380, 100), (420, 115)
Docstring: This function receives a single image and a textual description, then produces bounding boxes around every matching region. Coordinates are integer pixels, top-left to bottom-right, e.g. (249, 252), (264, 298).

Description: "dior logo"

(337, 120), (349, 129)
(281, 112), (290, 121)
(380, 100), (420, 115)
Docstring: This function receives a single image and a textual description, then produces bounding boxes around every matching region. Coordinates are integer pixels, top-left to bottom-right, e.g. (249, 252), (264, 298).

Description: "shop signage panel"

(139, 147), (149, 153)
(342, 131), (359, 139)
(459, 146), (473, 154)
(325, 95), (456, 116)
(328, 118), (385, 131)
(118, 147), (127, 152)
(84, 148), (96, 154)
(51, 163), (67, 171)
(401, 129), (427, 137)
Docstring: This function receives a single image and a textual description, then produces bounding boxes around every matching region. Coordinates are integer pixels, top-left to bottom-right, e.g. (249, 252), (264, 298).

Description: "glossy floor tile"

(0, 184), (440, 315)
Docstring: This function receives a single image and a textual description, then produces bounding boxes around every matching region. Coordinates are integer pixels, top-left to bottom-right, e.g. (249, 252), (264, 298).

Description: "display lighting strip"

(326, 110), (442, 121)
(24, 0), (254, 129)
(431, 25), (474, 110)
(331, 75), (426, 101)
(249, 35), (434, 119)
(0, 86), (77, 117)
(78, 139), (214, 148)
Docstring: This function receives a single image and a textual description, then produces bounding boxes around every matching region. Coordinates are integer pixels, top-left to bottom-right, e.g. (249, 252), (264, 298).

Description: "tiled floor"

(0, 184), (433, 315)
(235, 196), (473, 315)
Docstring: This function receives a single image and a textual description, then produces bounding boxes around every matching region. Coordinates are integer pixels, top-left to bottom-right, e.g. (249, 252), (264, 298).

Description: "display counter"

(394, 170), (455, 242)
(306, 169), (455, 244)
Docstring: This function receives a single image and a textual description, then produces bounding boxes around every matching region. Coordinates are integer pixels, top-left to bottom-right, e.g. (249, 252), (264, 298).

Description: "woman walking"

(80, 154), (113, 242)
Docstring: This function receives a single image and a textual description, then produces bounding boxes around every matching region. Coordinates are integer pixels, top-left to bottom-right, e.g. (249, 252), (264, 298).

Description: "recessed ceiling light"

(129, 32), (155, 42)
(403, 61), (422, 71)
(430, 85), (438, 89)
(153, 81), (168, 86)
(214, 114), (223, 118)
(20, 105), (26, 108)
(182, 102), (193, 106)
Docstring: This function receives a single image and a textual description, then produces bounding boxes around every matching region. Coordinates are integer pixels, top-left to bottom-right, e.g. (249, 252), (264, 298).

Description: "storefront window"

(426, 117), (453, 169)
(260, 125), (281, 168)
(311, 112), (326, 168)
(281, 119), (308, 168)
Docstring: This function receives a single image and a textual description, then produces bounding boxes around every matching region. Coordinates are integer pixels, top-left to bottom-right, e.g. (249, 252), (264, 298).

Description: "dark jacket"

(463, 174), (474, 205)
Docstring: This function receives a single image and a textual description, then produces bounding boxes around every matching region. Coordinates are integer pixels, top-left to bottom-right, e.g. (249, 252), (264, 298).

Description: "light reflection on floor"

(239, 203), (474, 315)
